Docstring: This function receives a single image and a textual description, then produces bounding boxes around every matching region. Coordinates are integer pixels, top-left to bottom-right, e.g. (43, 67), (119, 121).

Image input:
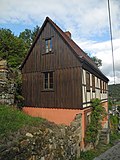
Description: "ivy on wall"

(85, 98), (107, 148)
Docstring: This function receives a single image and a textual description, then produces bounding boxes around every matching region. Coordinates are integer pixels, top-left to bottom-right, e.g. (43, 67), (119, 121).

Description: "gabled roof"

(20, 17), (109, 82)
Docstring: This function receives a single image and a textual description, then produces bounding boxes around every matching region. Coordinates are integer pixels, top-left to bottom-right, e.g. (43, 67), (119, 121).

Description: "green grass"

(116, 101), (120, 105)
(79, 144), (112, 160)
(110, 131), (120, 144)
(79, 132), (120, 160)
(0, 105), (43, 138)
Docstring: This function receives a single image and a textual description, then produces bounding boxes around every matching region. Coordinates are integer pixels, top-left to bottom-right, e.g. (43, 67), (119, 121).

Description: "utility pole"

(107, 0), (115, 85)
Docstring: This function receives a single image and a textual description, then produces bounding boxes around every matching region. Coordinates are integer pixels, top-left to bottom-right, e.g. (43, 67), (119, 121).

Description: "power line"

(107, 0), (115, 84)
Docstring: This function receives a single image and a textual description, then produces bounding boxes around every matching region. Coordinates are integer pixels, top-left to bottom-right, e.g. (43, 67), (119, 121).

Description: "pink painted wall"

(23, 107), (81, 125)
(23, 107), (91, 149)
(23, 104), (108, 149)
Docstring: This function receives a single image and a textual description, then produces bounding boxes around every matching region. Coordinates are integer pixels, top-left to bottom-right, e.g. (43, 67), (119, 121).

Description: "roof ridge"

(20, 16), (109, 81)
(47, 17), (99, 69)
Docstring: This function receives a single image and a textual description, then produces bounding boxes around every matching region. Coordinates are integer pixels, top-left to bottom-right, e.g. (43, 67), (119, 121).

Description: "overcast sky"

(0, 0), (120, 84)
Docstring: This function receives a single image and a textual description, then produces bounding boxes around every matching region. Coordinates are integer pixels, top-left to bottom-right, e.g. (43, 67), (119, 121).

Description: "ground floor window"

(44, 72), (53, 90)
(86, 112), (91, 126)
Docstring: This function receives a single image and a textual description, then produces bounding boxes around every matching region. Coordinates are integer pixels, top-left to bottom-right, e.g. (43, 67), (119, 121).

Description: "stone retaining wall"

(0, 113), (82, 160)
(0, 59), (15, 105)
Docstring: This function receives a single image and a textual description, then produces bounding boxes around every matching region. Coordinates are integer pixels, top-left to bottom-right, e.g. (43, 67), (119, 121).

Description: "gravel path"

(94, 142), (120, 160)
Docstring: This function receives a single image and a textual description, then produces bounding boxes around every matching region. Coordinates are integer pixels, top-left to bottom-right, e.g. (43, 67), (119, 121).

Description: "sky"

(0, 0), (120, 84)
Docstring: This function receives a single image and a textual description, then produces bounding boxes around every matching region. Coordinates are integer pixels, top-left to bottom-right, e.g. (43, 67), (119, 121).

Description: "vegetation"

(79, 132), (120, 160)
(0, 26), (39, 69)
(79, 144), (111, 160)
(0, 29), (26, 68)
(19, 26), (39, 52)
(79, 99), (120, 160)
(0, 105), (43, 138)
(110, 131), (120, 144)
(0, 27), (39, 107)
(110, 114), (119, 133)
(91, 56), (102, 67)
(85, 98), (107, 149)
(108, 84), (120, 102)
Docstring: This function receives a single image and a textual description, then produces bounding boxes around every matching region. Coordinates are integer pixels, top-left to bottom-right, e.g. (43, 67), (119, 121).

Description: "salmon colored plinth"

(23, 107), (81, 125)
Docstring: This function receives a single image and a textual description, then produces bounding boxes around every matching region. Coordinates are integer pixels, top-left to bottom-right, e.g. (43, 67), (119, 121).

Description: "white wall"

(82, 69), (108, 108)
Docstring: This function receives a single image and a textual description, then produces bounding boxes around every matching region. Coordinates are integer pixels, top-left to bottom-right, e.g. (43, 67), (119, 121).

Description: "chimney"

(65, 31), (71, 38)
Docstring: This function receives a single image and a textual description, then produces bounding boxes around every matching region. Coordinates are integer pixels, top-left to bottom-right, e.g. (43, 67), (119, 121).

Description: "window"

(86, 72), (90, 92)
(44, 72), (53, 89)
(86, 113), (91, 126)
(100, 80), (102, 93)
(45, 38), (52, 53)
(106, 83), (108, 91)
(103, 82), (106, 93)
(92, 75), (95, 92)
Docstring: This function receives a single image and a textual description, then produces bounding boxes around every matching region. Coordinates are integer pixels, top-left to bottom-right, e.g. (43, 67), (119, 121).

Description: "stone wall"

(0, 59), (15, 105)
(0, 113), (82, 160)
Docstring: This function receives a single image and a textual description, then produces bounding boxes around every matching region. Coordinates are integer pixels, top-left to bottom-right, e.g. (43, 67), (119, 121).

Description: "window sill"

(41, 89), (54, 92)
(42, 51), (54, 55)
(86, 90), (90, 92)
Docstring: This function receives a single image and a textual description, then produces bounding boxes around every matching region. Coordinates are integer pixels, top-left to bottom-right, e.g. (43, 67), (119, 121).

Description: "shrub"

(85, 98), (107, 148)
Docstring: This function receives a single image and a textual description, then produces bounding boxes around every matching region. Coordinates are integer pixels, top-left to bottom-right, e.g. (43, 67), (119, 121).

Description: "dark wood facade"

(22, 20), (82, 109)
(21, 17), (109, 110)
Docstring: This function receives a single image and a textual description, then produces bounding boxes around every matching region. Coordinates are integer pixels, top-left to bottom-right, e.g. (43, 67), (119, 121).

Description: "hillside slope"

(0, 105), (81, 160)
(0, 105), (43, 138)
(108, 84), (120, 100)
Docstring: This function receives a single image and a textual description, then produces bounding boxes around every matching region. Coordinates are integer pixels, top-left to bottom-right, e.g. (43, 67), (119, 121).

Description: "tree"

(19, 29), (33, 51)
(85, 52), (102, 67)
(19, 25), (39, 51)
(85, 98), (106, 148)
(0, 26), (40, 108)
(32, 25), (40, 41)
(0, 28), (26, 68)
(91, 56), (102, 67)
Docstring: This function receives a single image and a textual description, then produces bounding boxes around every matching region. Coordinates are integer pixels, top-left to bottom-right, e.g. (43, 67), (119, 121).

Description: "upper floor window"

(103, 82), (106, 93)
(92, 75), (95, 92)
(86, 72), (90, 92)
(44, 72), (53, 90)
(100, 80), (102, 93)
(45, 38), (52, 53)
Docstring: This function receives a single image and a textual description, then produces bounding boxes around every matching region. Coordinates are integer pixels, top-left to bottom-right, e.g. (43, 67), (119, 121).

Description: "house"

(20, 17), (109, 149)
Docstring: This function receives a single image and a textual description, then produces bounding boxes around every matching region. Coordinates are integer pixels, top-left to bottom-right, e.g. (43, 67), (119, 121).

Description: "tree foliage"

(110, 114), (119, 132)
(0, 27), (39, 107)
(108, 84), (120, 101)
(91, 56), (102, 67)
(85, 98), (107, 148)
(0, 26), (39, 69)
(19, 25), (39, 51)
(85, 52), (102, 67)
(0, 28), (26, 68)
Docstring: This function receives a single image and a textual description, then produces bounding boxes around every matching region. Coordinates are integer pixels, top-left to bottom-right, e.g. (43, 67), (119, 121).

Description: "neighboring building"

(20, 17), (109, 149)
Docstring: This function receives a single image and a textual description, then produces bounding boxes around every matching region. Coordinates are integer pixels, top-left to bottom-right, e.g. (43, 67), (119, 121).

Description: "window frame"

(86, 72), (90, 92)
(43, 71), (54, 90)
(86, 112), (91, 127)
(45, 38), (52, 53)
(92, 74), (95, 92)
(103, 82), (106, 93)
(100, 80), (102, 93)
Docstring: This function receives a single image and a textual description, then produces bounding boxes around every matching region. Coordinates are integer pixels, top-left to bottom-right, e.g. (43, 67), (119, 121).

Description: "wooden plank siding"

(22, 22), (82, 109)
(22, 67), (82, 109)
(21, 18), (108, 110)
